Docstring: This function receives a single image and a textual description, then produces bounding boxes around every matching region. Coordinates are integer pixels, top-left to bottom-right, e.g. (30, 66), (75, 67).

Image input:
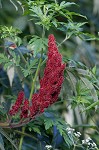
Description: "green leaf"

(29, 36), (48, 56)
(0, 54), (9, 63)
(0, 52), (20, 70)
(0, 26), (21, 40)
(0, 0), (2, 8)
(82, 33), (99, 41)
(58, 22), (88, 39)
(80, 77), (98, 110)
(29, 6), (43, 17)
(9, 51), (20, 66)
(66, 71), (77, 95)
(80, 77), (98, 101)
(92, 66), (97, 75)
(12, 74), (23, 95)
(4, 62), (13, 70)
(44, 113), (73, 147)
(79, 98), (91, 104)
(32, 127), (41, 135)
(67, 12), (87, 20)
(0, 53), (13, 70)
(76, 69), (89, 76)
(21, 58), (38, 77)
(44, 118), (54, 130)
(0, 134), (5, 150)
(63, 133), (73, 147)
(52, 19), (58, 27)
(82, 101), (99, 112)
(60, 1), (77, 8)
(55, 119), (73, 147)
(28, 121), (41, 135)
(0, 128), (18, 150)
(55, 122), (64, 136)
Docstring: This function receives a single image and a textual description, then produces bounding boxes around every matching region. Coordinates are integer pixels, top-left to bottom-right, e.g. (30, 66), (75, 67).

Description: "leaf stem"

(58, 34), (71, 47)
(0, 122), (9, 127)
(17, 48), (27, 64)
(29, 25), (45, 100)
(18, 127), (25, 150)
(29, 56), (42, 100)
(14, 129), (38, 141)
(81, 100), (99, 113)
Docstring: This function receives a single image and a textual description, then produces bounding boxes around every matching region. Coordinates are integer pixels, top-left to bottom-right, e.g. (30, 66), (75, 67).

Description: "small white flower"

(87, 137), (91, 141)
(74, 133), (77, 136)
(86, 138), (90, 143)
(72, 128), (75, 131)
(82, 137), (97, 149)
(66, 127), (75, 132)
(74, 132), (81, 137)
(66, 127), (69, 131)
(77, 132), (81, 136)
(82, 140), (85, 144)
(68, 131), (72, 134)
(87, 142), (91, 145)
(74, 132), (80, 137)
(93, 142), (96, 146)
(67, 127), (71, 131)
(45, 145), (52, 150)
(91, 143), (95, 147)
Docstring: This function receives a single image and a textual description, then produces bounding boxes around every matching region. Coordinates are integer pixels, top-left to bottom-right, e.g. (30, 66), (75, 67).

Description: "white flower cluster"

(74, 131), (81, 138)
(66, 127), (98, 150)
(66, 127), (75, 134)
(66, 127), (81, 138)
(82, 137), (98, 149)
(45, 145), (52, 150)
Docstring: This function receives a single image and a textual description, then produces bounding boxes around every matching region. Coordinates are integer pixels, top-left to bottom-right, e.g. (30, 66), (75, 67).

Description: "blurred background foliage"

(0, 0), (99, 64)
(0, 0), (99, 150)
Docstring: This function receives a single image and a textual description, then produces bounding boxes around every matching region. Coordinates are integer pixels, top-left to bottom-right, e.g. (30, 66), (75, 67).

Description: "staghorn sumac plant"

(4, 34), (65, 127)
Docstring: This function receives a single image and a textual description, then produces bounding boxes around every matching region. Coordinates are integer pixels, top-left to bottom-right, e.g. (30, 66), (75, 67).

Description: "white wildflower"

(77, 132), (81, 136)
(45, 145), (52, 150)
(82, 140), (85, 144)
(74, 132), (81, 137)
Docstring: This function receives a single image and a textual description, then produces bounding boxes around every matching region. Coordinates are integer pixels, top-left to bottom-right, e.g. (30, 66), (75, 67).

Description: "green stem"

(17, 48), (27, 64)
(58, 34), (71, 47)
(18, 48), (43, 150)
(0, 122), (9, 127)
(18, 56), (42, 149)
(73, 145), (76, 150)
(18, 127), (25, 150)
(14, 130), (38, 141)
(29, 26), (45, 100)
(73, 144), (84, 149)
(19, 26), (45, 150)
(42, 25), (45, 38)
(29, 56), (42, 100)
(55, 0), (57, 3)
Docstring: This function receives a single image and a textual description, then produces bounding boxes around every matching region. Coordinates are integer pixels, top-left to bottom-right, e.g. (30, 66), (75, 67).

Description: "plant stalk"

(18, 50), (43, 150)
(18, 25), (45, 150)
(18, 127), (25, 150)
